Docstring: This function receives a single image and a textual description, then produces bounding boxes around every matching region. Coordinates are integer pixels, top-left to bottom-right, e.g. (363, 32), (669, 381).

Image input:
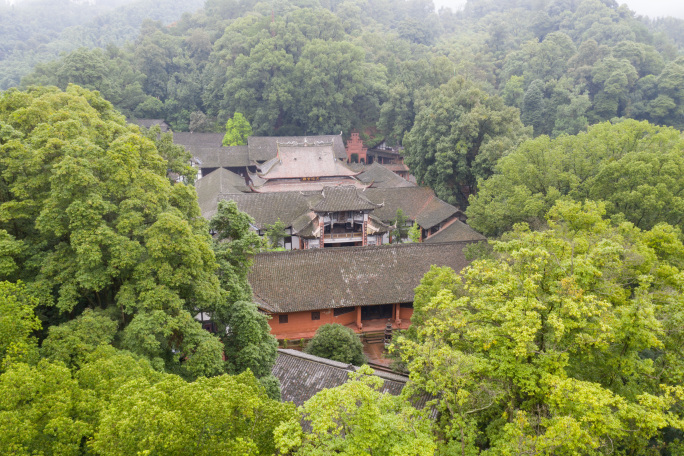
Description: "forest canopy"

(13, 0), (684, 139)
(2, 0), (684, 453)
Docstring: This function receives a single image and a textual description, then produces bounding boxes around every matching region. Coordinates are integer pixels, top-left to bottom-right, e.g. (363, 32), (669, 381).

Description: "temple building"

(249, 241), (473, 340)
(248, 140), (365, 192)
(146, 126), (489, 341)
(178, 132), (485, 248)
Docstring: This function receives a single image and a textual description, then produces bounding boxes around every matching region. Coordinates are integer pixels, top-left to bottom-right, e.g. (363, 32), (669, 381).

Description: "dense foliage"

(14, 0), (684, 140)
(0, 85), (225, 378)
(0, 0), (205, 90)
(467, 119), (684, 237)
(0, 86), (293, 452)
(276, 366), (437, 455)
(399, 201), (684, 454)
(305, 323), (366, 366)
(2, 0), (684, 453)
(403, 77), (530, 205)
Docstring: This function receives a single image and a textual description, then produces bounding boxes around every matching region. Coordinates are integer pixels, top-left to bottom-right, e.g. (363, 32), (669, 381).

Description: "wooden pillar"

(362, 220), (368, 246)
(319, 217), (325, 248)
(356, 305), (362, 331)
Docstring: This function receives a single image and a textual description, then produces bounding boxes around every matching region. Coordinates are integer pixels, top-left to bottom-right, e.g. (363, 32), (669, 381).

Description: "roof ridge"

(253, 240), (474, 257)
(425, 216), (460, 240)
(277, 349), (409, 382)
(278, 349), (354, 370)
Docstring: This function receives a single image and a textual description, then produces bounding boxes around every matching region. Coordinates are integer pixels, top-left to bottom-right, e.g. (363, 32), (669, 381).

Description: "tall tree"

(521, 79), (546, 134)
(467, 120), (684, 237)
(402, 77), (530, 207)
(207, 200), (280, 397)
(0, 85), (224, 378)
(399, 200), (684, 454)
(222, 112), (252, 146)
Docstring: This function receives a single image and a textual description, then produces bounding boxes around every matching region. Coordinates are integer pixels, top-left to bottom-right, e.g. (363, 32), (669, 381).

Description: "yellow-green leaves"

(276, 365), (436, 456)
(399, 200), (684, 453)
(91, 370), (295, 456)
(0, 281), (40, 370)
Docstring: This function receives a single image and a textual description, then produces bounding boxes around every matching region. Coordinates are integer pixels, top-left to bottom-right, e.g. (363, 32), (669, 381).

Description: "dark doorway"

(361, 304), (393, 321)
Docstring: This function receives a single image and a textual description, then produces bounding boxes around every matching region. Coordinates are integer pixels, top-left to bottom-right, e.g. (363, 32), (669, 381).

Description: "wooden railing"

(324, 232), (363, 240)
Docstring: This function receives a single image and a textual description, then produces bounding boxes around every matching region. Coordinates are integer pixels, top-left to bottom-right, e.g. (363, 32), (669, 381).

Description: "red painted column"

(319, 217), (325, 248)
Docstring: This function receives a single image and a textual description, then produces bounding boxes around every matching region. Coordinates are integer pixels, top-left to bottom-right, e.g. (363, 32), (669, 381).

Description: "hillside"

(0, 0), (204, 89)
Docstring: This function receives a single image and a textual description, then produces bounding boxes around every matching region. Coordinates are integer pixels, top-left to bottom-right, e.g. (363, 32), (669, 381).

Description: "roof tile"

(273, 349), (420, 407)
(249, 241), (474, 313)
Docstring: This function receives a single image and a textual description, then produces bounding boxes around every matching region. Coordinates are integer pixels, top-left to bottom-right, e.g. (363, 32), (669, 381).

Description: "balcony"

(324, 232), (363, 242)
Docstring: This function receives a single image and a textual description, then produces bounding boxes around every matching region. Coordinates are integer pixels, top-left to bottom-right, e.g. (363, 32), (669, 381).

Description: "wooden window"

(334, 306), (355, 316)
(279, 314), (288, 324)
(311, 311), (320, 320)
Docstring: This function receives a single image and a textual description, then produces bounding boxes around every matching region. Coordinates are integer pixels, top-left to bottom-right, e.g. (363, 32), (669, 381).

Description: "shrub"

(305, 324), (365, 365)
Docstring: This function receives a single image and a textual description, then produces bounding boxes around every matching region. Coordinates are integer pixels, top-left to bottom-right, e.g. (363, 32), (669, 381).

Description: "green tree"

(390, 208), (410, 244)
(501, 75), (525, 110)
(521, 79), (546, 134)
(275, 365), (436, 456)
(403, 77), (530, 207)
(408, 222), (422, 243)
(222, 112), (252, 146)
(0, 85), (224, 378)
(378, 82), (413, 146)
(209, 199), (263, 307)
(399, 200), (684, 454)
(208, 200), (279, 394)
(467, 120), (684, 237)
(291, 39), (387, 134)
(0, 281), (40, 369)
(91, 370), (295, 455)
(305, 324), (365, 366)
(41, 309), (118, 368)
(223, 301), (280, 399)
(0, 360), (91, 455)
(263, 218), (288, 250)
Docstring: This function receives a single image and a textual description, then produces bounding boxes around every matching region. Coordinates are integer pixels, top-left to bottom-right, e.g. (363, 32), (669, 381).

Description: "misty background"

(435, 0), (684, 19)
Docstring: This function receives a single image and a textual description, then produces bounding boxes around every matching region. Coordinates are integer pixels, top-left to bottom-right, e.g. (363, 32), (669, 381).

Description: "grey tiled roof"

(196, 169), (249, 218)
(248, 135), (347, 162)
(173, 133), (251, 168)
(130, 118), (170, 131)
(312, 186), (378, 212)
(249, 242), (473, 313)
(273, 349), (417, 406)
(424, 219), (487, 243)
(291, 212), (317, 236)
(356, 163), (414, 188)
(192, 146), (250, 168)
(220, 192), (314, 230)
(257, 144), (356, 179)
(365, 187), (459, 229)
(202, 187), (460, 232)
(172, 132), (225, 147)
